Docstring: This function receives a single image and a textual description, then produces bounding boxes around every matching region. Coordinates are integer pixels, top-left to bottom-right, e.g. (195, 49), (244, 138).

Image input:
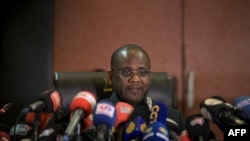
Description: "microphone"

(200, 97), (246, 125)
(149, 102), (181, 141)
(9, 112), (54, 141)
(185, 113), (211, 141)
(93, 100), (116, 141)
(9, 122), (33, 141)
(81, 114), (93, 132)
(0, 124), (11, 141)
(113, 102), (134, 141)
(25, 112), (54, 132)
(123, 116), (147, 141)
(21, 89), (62, 114)
(63, 91), (97, 141)
(114, 102), (134, 129)
(0, 103), (12, 115)
(122, 105), (151, 141)
(233, 96), (250, 124)
(38, 123), (66, 141)
(149, 102), (168, 125)
(179, 130), (191, 141)
(166, 118), (182, 141)
(0, 131), (11, 141)
(143, 121), (169, 141)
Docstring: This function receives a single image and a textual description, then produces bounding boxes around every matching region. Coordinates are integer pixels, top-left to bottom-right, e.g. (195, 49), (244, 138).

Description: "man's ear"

(106, 71), (113, 85)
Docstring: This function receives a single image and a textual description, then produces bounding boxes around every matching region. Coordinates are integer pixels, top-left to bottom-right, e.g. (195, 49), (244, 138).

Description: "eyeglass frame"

(111, 68), (152, 78)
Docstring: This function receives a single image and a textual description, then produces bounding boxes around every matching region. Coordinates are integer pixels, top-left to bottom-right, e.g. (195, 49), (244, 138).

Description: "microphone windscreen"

(210, 95), (226, 102)
(200, 98), (225, 124)
(179, 130), (191, 141)
(185, 113), (210, 141)
(9, 122), (33, 141)
(123, 116), (147, 141)
(0, 131), (11, 141)
(114, 102), (134, 128)
(93, 100), (116, 130)
(81, 114), (93, 132)
(166, 118), (181, 135)
(129, 105), (151, 123)
(70, 91), (97, 118)
(143, 121), (169, 141)
(25, 112), (54, 132)
(149, 102), (168, 125)
(233, 96), (250, 123)
(37, 89), (62, 113)
(121, 105), (150, 141)
(38, 123), (65, 141)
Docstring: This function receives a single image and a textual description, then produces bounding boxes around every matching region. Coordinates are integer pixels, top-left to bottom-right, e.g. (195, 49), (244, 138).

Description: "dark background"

(0, 0), (54, 127)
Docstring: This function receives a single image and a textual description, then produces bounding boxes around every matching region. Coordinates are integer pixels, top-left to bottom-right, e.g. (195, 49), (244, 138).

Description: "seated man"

(39, 44), (187, 141)
(105, 44), (187, 140)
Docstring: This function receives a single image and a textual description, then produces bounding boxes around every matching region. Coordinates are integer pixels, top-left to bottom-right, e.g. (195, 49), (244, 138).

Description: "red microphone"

(63, 91), (97, 140)
(25, 112), (54, 132)
(179, 130), (191, 141)
(113, 102), (134, 141)
(114, 102), (134, 129)
(0, 131), (11, 141)
(81, 114), (93, 132)
(0, 124), (11, 141)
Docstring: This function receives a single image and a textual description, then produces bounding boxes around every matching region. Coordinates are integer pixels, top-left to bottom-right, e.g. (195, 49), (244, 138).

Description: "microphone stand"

(31, 113), (40, 141)
(75, 123), (82, 141)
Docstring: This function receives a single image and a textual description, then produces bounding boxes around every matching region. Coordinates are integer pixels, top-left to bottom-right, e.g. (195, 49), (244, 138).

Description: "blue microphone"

(123, 116), (147, 141)
(149, 102), (180, 140)
(143, 121), (169, 141)
(149, 102), (168, 125)
(122, 105), (150, 141)
(93, 100), (116, 141)
(233, 96), (250, 124)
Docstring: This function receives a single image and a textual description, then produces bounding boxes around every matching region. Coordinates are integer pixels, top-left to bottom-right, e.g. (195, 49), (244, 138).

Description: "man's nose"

(129, 73), (141, 82)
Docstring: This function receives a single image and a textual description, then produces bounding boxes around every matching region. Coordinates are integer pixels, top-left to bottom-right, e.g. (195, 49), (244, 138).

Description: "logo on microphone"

(236, 98), (250, 108)
(95, 103), (115, 118)
(119, 106), (133, 113)
(50, 91), (62, 112)
(76, 91), (97, 109)
(149, 105), (160, 123)
(190, 117), (205, 126)
(125, 121), (136, 134)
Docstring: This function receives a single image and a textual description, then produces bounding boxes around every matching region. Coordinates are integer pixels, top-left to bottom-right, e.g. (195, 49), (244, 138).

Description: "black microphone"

(0, 103), (12, 115)
(200, 97), (246, 126)
(38, 123), (66, 141)
(9, 122), (33, 141)
(166, 118), (181, 141)
(186, 113), (211, 141)
(21, 89), (62, 114)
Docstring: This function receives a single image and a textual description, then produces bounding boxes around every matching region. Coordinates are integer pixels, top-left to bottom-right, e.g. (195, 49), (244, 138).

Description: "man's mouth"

(127, 86), (142, 93)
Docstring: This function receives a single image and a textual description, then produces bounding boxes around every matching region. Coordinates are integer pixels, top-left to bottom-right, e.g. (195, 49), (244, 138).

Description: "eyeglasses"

(112, 69), (151, 78)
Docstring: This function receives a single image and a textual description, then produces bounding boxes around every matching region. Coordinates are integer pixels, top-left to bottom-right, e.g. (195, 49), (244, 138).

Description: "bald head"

(111, 44), (151, 70)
